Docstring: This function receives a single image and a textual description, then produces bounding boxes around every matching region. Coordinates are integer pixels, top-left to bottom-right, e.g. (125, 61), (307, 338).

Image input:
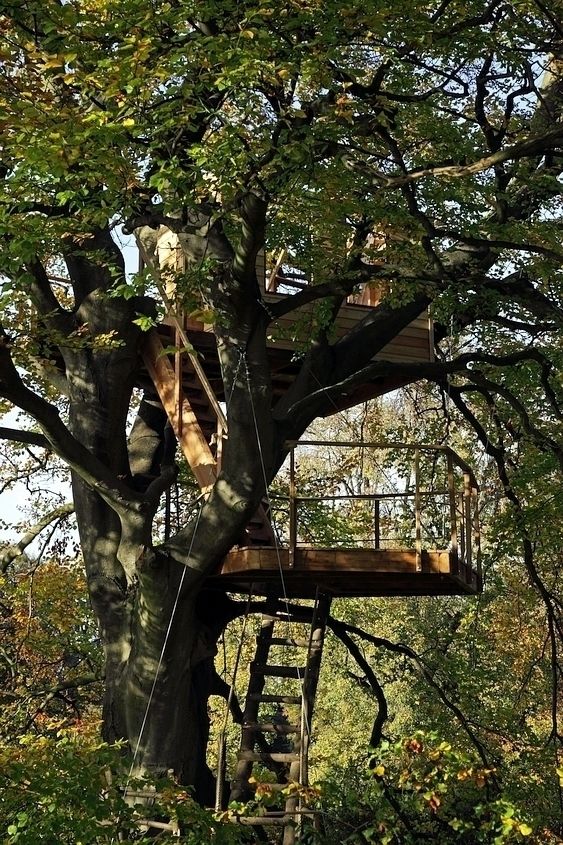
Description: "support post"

(289, 447), (296, 568)
(374, 498), (380, 550)
(414, 448), (422, 571)
(463, 472), (472, 581)
(473, 485), (482, 589)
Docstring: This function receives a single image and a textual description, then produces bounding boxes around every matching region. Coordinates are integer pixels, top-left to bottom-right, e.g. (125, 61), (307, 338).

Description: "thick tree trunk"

(73, 479), (229, 801)
(62, 257), (278, 800)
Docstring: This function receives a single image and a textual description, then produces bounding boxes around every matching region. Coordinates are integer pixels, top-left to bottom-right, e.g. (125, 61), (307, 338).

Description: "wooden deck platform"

(207, 546), (481, 598)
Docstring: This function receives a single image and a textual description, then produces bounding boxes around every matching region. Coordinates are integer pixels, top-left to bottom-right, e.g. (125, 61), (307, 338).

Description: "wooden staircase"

(142, 326), (275, 544)
(231, 594), (332, 844)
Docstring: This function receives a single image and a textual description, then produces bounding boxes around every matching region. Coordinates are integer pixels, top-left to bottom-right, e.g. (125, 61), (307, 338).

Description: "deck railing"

(270, 441), (481, 585)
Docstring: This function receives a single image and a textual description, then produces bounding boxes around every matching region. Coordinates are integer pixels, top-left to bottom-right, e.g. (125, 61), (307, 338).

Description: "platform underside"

(207, 547), (480, 598)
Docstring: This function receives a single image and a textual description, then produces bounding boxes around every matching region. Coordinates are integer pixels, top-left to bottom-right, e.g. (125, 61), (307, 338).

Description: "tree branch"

(0, 426), (49, 448)
(328, 620), (388, 747)
(353, 125), (563, 190)
(0, 330), (145, 518)
(327, 616), (498, 785)
(0, 502), (75, 572)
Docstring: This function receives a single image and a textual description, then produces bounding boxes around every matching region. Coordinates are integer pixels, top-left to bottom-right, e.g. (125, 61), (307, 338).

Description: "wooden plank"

(142, 330), (217, 493)
(271, 315), (430, 339)
(266, 319), (432, 361)
(220, 547), (452, 575)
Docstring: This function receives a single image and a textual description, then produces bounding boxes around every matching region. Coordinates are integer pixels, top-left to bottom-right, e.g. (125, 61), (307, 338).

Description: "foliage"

(311, 734), (554, 845)
(0, 726), (250, 844)
(0, 561), (103, 738)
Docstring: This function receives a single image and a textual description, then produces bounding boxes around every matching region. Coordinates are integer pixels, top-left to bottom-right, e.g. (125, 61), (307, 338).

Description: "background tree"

(0, 0), (561, 805)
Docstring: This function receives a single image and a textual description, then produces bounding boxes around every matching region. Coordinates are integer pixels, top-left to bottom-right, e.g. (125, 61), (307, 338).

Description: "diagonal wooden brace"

(142, 330), (217, 494)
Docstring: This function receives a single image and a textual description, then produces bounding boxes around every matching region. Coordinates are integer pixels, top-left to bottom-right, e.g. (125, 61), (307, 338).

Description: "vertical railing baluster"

(447, 451), (458, 575)
(464, 473), (472, 581)
(414, 449), (422, 571)
(289, 447), (296, 568)
(374, 498), (380, 550)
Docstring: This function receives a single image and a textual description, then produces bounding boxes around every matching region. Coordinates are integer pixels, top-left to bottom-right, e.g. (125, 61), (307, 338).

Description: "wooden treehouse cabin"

(136, 232), (482, 842)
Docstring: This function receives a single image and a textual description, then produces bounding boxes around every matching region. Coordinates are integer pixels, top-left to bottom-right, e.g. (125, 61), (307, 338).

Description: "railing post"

(473, 485), (482, 589)
(374, 498), (380, 550)
(463, 472), (472, 581)
(458, 492), (466, 565)
(414, 448), (422, 571)
(289, 447), (296, 568)
(447, 451), (458, 574)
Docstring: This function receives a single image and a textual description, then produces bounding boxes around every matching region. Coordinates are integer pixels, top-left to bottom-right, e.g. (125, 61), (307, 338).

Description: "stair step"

(190, 409), (217, 424)
(243, 722), (300, 734)
(252, 663), (306, 679)
(238, 810), (319, 826)
(237, 751), (299, 763)
(249, 694), (302, 705)
(249, 782), (295, 792)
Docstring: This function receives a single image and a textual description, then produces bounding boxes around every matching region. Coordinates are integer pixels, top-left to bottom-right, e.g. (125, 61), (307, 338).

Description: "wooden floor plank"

(207, 546), (481, 598)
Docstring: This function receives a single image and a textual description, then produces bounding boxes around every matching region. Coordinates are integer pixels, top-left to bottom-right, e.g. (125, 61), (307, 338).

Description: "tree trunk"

(62, 261), (278, 800)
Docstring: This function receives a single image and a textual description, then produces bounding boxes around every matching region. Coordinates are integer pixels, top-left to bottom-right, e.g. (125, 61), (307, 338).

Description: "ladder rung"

(243, 722), (300, 734)
(237, 751), (299, 763)
(238, 815), (292, 826)
(260, 636), (311, 647)
(262, 609), (314, 623)
(249, 694), (302, 705)
(252, 663), (306, 678)
(249, 782), (297, 792)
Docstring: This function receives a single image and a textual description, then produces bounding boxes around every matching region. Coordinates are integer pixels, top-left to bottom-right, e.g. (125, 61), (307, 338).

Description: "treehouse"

(140, 229), (481, 601)
(136, 232), (481, 842)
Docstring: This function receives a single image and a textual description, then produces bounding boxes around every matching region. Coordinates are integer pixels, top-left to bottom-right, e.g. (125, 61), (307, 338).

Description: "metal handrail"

(285, 440), (478, 490)
(276, 440), (481, 583)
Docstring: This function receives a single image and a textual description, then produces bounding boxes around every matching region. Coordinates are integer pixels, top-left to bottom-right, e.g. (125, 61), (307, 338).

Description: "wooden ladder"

(231, 594), (332, 844)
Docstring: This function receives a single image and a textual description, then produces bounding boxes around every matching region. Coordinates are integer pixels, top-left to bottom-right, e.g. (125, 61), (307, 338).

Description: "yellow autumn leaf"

(43, 56), (64, 69)
(518, 823), (533, 836)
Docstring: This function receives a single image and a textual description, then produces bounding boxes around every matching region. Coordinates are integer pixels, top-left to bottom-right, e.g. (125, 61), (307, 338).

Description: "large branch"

(283, 341), (539, 429)
(0, 426), (49, 448)
(328, 619), (389, 747)
(233, 193), (267, 284)
(0, 331), (144, 518)
(25, 259), (73, 329)
(355, 125), (563, 190)
(0, 502), (74, 572)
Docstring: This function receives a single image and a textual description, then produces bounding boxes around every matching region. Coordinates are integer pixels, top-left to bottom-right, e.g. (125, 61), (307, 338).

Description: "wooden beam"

(142, 330), (217, 493)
